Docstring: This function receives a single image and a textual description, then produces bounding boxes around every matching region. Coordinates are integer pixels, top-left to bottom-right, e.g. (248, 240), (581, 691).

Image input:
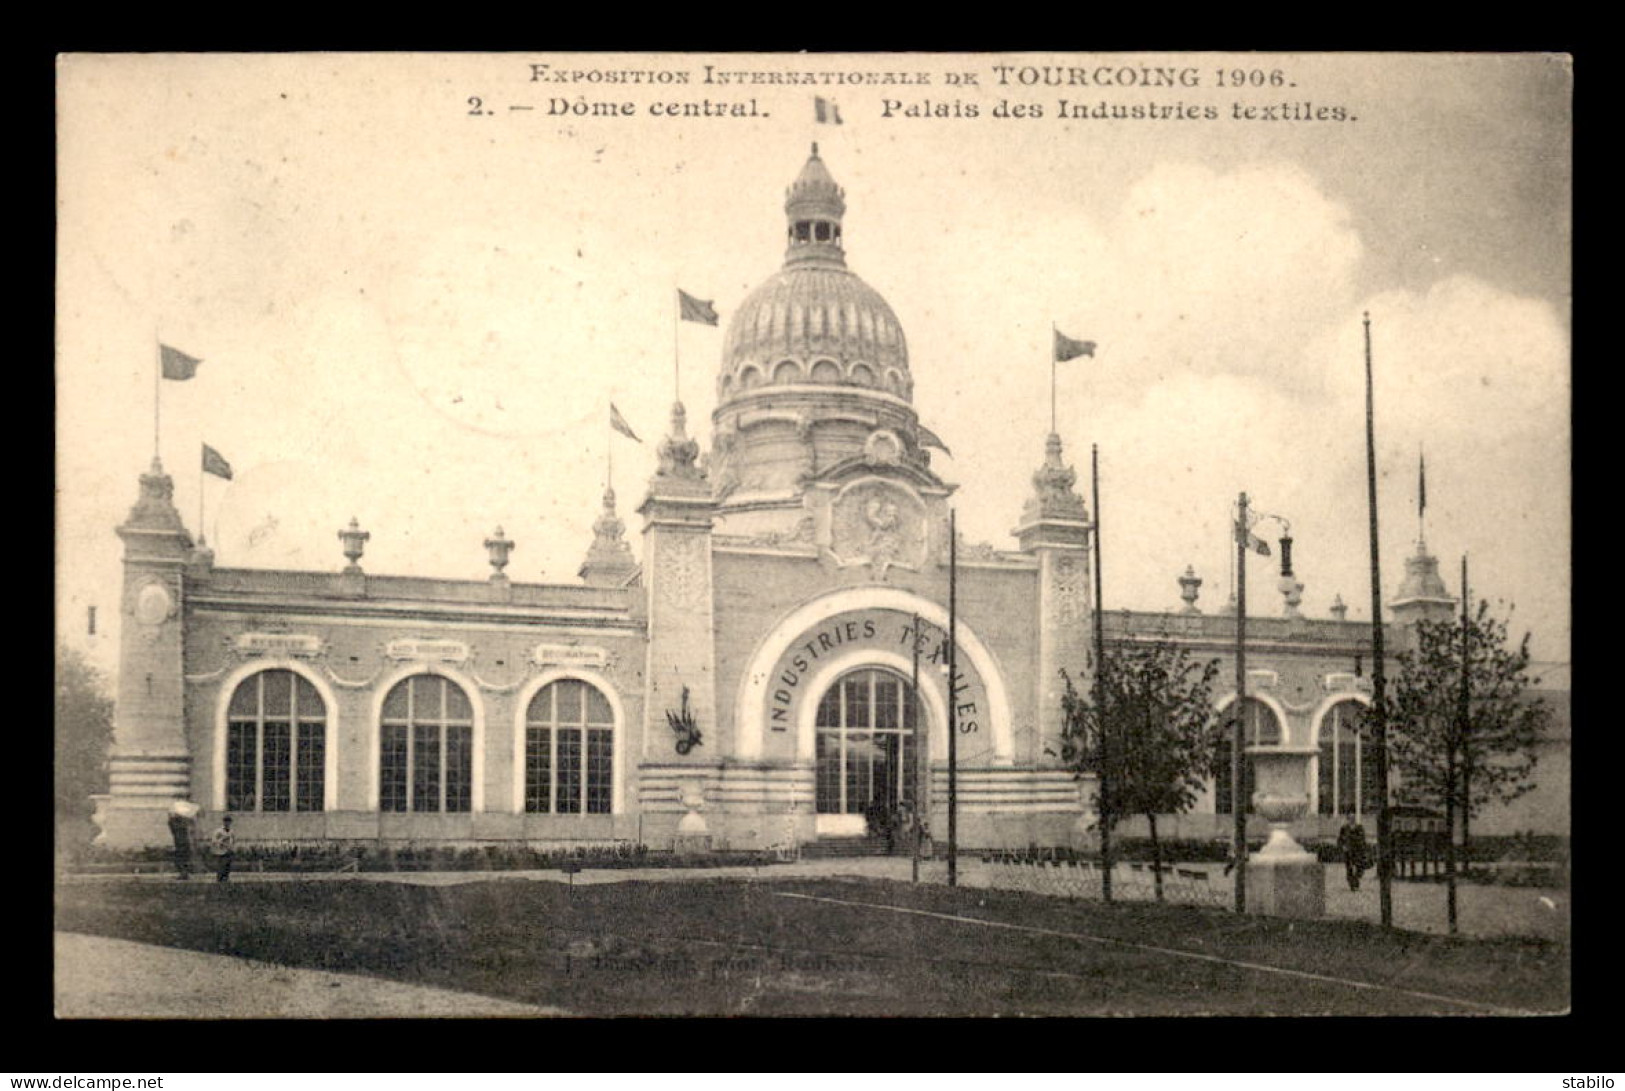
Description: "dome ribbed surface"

(721, 265), (909, 394)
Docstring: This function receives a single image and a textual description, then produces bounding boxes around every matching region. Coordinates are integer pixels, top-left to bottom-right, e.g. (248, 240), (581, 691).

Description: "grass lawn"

(54, 876), (1568, 1016)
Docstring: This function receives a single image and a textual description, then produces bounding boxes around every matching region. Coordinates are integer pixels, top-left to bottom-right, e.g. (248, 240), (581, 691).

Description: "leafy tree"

(1389, 601), (1550, 860)
(56, 642), (113, 822)
(1061, 639), (1222, 900)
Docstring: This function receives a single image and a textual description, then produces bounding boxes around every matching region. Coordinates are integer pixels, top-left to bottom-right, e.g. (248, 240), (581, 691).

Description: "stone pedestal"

(1246, 855), (1325, 918)
(91, 753), (194, 849)
(673, 788), (712, 855)
(1245, 745), (1325, 919)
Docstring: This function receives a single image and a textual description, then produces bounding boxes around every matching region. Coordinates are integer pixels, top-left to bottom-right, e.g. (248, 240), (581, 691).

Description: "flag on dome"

(202, 443), (233, 480)
(160, 344), (202, 380)
(678, 290), (719, 326)
(815, 97), (843, 125)
(1053, 330), (1096, 363)
(610, 403), (642, 443)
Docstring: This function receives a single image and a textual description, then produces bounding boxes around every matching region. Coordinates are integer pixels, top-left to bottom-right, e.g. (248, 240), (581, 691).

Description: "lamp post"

(1232, 497), (1293, 914)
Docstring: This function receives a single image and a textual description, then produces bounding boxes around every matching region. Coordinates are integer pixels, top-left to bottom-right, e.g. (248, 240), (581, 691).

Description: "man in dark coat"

(1336, 816), (1370, 891)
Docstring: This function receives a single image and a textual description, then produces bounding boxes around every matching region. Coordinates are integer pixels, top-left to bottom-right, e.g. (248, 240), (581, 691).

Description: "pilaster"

(1012, 434), (1093, 766)
(638, 403), (720, 777)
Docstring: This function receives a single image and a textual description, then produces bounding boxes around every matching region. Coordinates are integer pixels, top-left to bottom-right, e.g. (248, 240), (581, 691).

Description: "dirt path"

(54, 932), (567, 1019)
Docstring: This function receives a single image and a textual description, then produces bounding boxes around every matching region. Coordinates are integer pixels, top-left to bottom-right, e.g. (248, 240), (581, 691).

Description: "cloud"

(1091, 162), (1364, 393)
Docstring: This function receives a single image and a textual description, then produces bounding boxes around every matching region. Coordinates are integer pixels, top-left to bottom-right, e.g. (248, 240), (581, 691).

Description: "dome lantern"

(784, 143), (847, 267)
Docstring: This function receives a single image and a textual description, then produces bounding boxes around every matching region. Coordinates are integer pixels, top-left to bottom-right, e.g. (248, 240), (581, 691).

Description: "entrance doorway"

(813, 668), (922, 838)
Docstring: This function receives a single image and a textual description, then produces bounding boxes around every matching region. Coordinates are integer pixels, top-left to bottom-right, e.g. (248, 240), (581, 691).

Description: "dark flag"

(678, 290), (719, 326)
(1054, 330), (1096, 363)
(815, 97), (843, 125)
(918, 424), (952, 457)
(610, 403), (642, 443)
(202, 443), (233, 480)
(160, 344), (202, 380)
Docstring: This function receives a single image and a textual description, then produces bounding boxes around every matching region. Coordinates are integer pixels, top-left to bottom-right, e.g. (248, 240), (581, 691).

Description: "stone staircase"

(799, 836), (897, 859)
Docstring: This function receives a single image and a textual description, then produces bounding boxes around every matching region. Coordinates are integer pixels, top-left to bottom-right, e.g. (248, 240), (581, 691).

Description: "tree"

(1061, 639), (1221, 901)
(1389, 600), (1550, 861)
(56, 642), (113, 823)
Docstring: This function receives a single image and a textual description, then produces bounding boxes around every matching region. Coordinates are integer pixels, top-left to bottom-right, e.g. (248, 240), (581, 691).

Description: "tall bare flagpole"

(1364, 311), (1394, 927)
(1233, 491), (1249, 915)
(1092, 444), (1111, 903)
(947, 509), (959, 888)
(911, 611), (922, 884)
(1448, 553), (1470, 935)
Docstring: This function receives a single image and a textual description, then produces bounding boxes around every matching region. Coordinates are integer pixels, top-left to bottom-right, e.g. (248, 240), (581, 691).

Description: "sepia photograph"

(53, 51), (1571, 1020)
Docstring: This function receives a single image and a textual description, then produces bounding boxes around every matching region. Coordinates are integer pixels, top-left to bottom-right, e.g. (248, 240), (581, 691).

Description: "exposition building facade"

(92, 148), (1567, 851)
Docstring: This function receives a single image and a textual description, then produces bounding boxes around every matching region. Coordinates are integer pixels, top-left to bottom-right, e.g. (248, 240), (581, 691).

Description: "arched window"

(379, 675), (474, 813)
(1212, 697), (1281, 815)
(849, 363), (875, 387)
(815, 668), (919, 817)
(1317, 700), (1379, 817)
(226, 669), (325, 813)
(810, 360), (842, 384)
(738, 365), (763, 391)
(525, 679), (614, 814)
(773, 359), (802, 385)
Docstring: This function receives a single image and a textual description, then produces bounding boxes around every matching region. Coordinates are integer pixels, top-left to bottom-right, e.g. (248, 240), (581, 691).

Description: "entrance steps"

(800, 836), (897, 859)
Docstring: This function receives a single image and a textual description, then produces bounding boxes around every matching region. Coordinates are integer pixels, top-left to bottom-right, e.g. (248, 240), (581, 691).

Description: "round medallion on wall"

(134, 581), (174, 627)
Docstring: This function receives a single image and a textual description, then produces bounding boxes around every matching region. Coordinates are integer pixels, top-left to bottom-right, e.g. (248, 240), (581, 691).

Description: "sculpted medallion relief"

(827, 480), (925, 578)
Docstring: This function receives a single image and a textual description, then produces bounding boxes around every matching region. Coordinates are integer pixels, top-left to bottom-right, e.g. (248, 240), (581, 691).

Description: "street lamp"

(1231, 495), (1292, 914)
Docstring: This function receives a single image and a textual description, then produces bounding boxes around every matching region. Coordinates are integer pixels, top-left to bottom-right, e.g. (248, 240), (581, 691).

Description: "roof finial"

(811, 141), (819, 157)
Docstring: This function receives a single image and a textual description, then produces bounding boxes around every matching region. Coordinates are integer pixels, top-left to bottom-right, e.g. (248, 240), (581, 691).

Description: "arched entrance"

(813, 666), (923, 837)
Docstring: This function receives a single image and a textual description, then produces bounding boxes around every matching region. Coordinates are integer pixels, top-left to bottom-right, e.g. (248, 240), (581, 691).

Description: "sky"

(56, 52), (1572, 682)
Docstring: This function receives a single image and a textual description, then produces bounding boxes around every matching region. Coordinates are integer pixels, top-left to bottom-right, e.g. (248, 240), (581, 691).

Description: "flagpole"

(911, 610), (922, 885)
(1363, 311), (1394, 928)
(1050, 324), (1057, 435)
(673, 287), (681, 403)
(1092, 443), (1111, 904)
(199, 454), (205, 544)
(153, 339), (161, 460)
(1233, 491), (1248, 915)
(1448, 552), (1468, 936)
(947, 508), (959, 889)
(1418, 447), (1426, 546)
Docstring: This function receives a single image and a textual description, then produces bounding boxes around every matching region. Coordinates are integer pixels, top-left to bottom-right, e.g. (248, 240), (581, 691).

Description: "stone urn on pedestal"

(673, 784), (713, 856)
(1244, 745), (1326, 918)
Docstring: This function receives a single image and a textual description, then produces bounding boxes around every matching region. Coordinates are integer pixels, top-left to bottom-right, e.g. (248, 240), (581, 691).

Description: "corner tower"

(94, 458), (197, 848)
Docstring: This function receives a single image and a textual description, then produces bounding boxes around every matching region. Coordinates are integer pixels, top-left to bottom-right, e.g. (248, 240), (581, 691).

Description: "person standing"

(1337, 816), (1370, 891)
(167, 800), (200, 880)
(210, 815), (235, 883)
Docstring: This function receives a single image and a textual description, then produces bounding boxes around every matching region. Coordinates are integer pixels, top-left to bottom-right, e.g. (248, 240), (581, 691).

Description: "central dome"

(721, 266), (911, 400)
(717, 146), (911, 404)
